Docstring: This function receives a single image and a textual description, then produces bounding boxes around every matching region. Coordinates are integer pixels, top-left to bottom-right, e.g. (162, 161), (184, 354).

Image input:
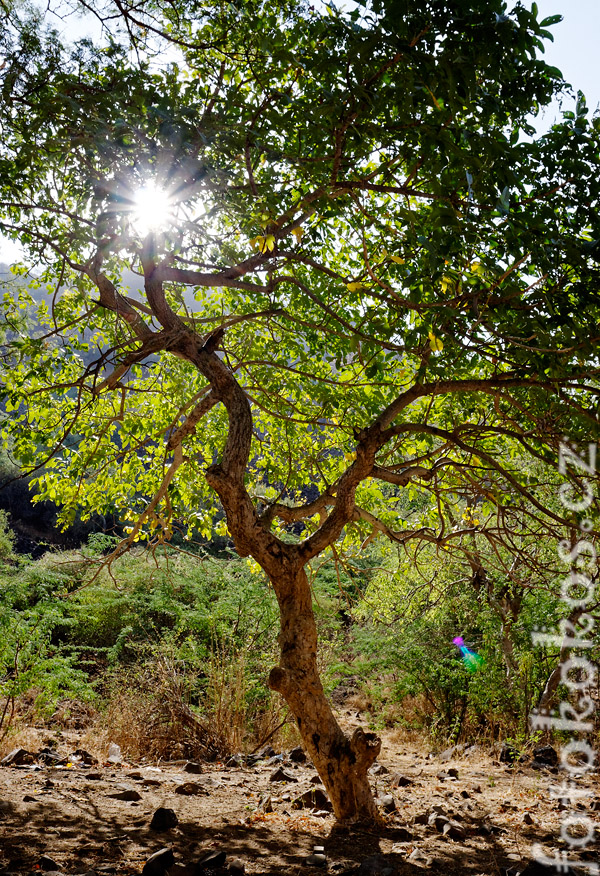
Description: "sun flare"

(130, 184), (175, 236)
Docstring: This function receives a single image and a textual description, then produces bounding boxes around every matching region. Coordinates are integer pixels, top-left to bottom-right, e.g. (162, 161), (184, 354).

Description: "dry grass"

(47, 699), (97, 730)
(87, 645), (301, 763)
(0, 690), (98, 758)
(2, 648), (298, 765)
(89, 653), (230, 763)
(383, 724), (428, 747)
(0, 725), (44, 760)
(205, 640), (299, 753)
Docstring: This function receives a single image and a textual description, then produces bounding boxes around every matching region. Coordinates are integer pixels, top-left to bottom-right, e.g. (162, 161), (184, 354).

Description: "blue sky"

(1, 0), (599, 264)
(535, 0), (600, 122)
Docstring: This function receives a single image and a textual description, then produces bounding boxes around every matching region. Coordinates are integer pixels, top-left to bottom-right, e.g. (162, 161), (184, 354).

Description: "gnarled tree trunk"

(268, 564), (381, 822)
(128, 272), (383, 822)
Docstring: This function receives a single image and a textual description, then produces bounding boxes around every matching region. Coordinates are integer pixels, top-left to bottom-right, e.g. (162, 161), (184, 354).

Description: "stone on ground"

(150, 806), (179, 831)
(142, 847), (176, 876)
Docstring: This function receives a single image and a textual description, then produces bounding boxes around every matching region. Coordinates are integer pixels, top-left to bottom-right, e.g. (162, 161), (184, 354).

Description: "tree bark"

(536, 606), (587, 715)
(125, 271), (382, 822)
(267, 564), (381, 823)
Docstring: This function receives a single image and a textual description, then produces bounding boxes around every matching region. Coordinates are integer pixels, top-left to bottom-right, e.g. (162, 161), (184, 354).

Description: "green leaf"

(540, 14), (563, 26)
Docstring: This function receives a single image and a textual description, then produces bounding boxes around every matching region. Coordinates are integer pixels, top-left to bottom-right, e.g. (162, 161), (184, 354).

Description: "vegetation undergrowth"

(1, 513), (598, 760)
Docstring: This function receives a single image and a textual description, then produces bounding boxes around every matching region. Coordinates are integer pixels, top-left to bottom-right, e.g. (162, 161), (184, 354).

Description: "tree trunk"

(267, 565), (381, 823)
(536, 606), (587, 715)
(498, 613), (519, 685)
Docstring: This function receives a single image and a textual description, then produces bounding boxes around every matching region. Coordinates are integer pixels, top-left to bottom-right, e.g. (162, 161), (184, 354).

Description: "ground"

(0, 721), (598, 876)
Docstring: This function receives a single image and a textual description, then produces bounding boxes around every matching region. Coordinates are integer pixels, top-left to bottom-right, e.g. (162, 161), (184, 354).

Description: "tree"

(1, 0), (600, 821)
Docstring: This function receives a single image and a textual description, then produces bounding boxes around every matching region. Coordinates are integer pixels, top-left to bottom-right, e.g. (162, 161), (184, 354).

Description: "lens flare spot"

(453, 635), (484, 672)
(131, 184), (175, 236)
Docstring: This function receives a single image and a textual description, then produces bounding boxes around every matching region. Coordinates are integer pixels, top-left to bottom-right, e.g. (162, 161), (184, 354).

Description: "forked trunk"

(268, 566), (381, 823)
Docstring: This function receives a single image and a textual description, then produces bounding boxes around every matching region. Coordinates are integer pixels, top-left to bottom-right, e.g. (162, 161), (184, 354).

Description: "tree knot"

(205, 463), (225, 484)
(350, 727), (381, 771)
(268, 666), (291, 696)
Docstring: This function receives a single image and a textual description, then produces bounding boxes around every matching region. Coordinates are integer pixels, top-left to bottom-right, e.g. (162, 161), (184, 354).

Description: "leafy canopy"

(1, 0), (600, 563)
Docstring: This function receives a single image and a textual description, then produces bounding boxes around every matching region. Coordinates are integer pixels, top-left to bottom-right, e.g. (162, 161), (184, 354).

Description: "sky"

(534, 0), (600, 122)
(1, 0), (599, 264)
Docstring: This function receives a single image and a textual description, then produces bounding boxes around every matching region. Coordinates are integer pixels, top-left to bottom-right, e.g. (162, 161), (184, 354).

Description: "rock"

(106, 789), (142, 801)
(438, 744), (466, 763)
(442, 820), (466, 841)
(107, 743), (122, 765)
(228, 859), (245, 876)
(201, 776), (222, 788)
(438, 745), (459, 762)
(1, 748), (35, 766)
(258, 795), (273, 813)
(269, 767), (298, 783)
(37, 748), (67, 765)
(142, 848), (176, 876)
(390, 828), (413, 844)
(378, 794), (396, 814)
(437, 767), (458, 780)
(357, 855), (393, 876)
(150, 807), (179, 831)
(265, 754), (284, 766)
(196, 850), (227, 870)
(0, 799), (14, 817)
(475, 819), (504, 836)
(497, 742), (520, 764)
(256, 744), (276, 759)
(169, 866), (197, 876)
(428, 812), (450, 830)
(72, 749), (98, 765)
(292, 788), (333, 812)
(39, 857), (61, 872)
(289, 746), (307, 763)
(175, 782), (206, 796)
(305, 854), (327, 868)
(407, 849), (430, 864)
(126, 771), (144, 780)
(183, 762), (203, 774)
(390, 773), (412, 788)
(532, 744), (558, 766)
(370, 763), (388, 775)
(226, 754), (243, 768)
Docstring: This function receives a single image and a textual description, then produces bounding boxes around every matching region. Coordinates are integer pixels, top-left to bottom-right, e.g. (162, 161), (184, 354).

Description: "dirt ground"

(0, 723), (598, 876)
